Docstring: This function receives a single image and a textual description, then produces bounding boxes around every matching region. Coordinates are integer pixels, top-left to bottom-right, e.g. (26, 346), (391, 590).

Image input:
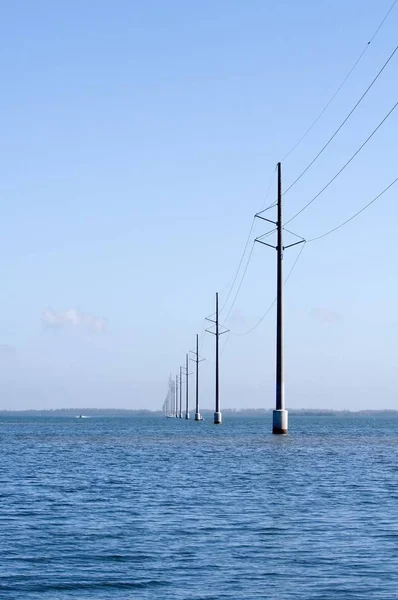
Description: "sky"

(0, 0), (397, 410)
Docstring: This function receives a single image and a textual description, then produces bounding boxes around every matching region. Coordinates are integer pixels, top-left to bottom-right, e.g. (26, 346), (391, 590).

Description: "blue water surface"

(0, 413), (397, 599)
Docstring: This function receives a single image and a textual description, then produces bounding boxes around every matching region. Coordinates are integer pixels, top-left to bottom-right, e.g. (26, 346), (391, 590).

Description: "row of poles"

(166, 163), (300, 433)
(165, 291), (224, 424)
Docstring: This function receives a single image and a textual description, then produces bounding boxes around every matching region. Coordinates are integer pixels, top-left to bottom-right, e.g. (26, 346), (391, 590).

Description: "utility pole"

(190, 333), (205, 421)
(206, 292), (229, 425)
(215, 293), (220, 424)
(185, 353), (190, 419)
(254, 162), (305, 434)
(175, 374), (178, 417)
(275, 162), (285, 434)
(195, 335), (200, 421)
(179, 366), (183, 418)
(169, 375), (174, 416)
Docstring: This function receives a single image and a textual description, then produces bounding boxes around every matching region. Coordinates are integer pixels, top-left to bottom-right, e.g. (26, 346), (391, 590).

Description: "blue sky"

(0, 0), (397, 410)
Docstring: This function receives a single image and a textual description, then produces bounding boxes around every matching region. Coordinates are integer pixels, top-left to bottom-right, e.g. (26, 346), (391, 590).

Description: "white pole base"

(194, 412), (201, 421)
(185, 413), (190, 419)
(214, 411), (222, 425)
(272, 409), (288, 434)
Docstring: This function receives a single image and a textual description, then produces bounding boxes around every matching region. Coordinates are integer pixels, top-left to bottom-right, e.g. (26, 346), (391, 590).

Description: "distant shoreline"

(0, 409), (397, 416)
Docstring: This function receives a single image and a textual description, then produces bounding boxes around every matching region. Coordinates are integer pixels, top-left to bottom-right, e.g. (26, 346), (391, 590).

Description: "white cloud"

(43, 308), (106, 333)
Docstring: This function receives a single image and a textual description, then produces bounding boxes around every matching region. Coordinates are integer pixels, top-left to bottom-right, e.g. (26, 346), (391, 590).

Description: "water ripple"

(0, 414), (397, 599)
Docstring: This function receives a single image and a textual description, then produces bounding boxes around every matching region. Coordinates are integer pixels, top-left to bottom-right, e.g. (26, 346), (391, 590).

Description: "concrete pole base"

(185, 413), (190, 419)
(214, 411), (222, 425)
(194, 412), (202, 421)
(272, 409), (288, 434)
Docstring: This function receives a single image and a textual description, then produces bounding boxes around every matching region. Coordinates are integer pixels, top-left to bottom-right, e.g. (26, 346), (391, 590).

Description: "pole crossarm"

(255, 238), (276, 250)
(255, 227), (304, 252)
(255, 215), (277, 225)
(284, 239), (306, 250)
(190, 355), (205, 363)
(206, 326), (229, 336)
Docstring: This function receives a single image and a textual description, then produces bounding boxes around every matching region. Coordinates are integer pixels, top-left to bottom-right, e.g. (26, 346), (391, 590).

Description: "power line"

(307, 177), (398, 242)
(285, 98), (398, 225)
(282, 0), (398, 162)
(219, 220), (254, 314)
(230, 242), (306, 337)
(198, 317), (208, 355)
(199, 170), (276, 355)
(222, 242), (256, 324)
(219, 166), (276, 315)
(260, 166), (278, 211)
(370, 0), (398, 41)
(284, 44), (398, 195)
(222, 226), (278, 326)
(220, 331), (231, 356)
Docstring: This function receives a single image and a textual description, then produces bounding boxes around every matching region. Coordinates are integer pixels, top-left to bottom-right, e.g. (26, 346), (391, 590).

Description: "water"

(1, 413), (397, 599)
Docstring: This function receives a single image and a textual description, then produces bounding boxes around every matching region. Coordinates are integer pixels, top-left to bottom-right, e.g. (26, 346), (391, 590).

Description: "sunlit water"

(0, 413), (397, 599)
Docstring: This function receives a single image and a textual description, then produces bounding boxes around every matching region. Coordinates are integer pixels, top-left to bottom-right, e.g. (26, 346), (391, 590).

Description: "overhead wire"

(285, 98), (398, 226)
(220, 331), (231, 356)
(222, 227), (278, 327)
(219, 166), (276, 315)
(282, 0), (398, 162)
(198, 319), (207, 355)
(221, 242), (256, 326)
(284, 44), (398, 195)
(307, 177), (398, 242)
(230, 242), (306, 337)
(174, 0), (398, 383)
(199, 167), (276, 356)
(219, 219), (255, 314)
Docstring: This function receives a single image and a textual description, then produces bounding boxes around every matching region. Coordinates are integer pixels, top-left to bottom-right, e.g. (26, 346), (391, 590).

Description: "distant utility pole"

(206, 292), (229, 425)
(190, 333), (205, 421)
(179, 366), (183, 418)
(175, 374), (178, 417)
(255, 162), (305, 434)
(185, 353), (190, 419)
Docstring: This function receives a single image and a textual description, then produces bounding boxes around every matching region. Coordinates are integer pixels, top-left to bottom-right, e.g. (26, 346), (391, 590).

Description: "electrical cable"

(284, 44), (398, 195)
(285, 99), (398, 225)
(222, 242), (256, 324)
(222, 226), (278, 327)
(282, 0), (398, 162)
(219, 167), (276, 315)
(307, 177), (398, 242)
(230, 242), (306, 337)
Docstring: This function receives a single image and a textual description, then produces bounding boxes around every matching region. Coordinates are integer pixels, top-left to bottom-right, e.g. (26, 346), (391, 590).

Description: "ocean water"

(0, 413), (397, 599)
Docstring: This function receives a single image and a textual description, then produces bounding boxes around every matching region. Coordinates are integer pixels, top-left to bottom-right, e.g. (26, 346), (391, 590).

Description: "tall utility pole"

(215, 293), (220, 423)
(275, 162), (285, 434)
(190, 333), (205, 421)
(185, 353), (190, 419)
(169, 375), (174, 416)
(195, 335), (200, 420)
(179, 366), (183, 418)
(206, 292), (229, 425)
(175, 374), (178, 417)
(254, 162), (305, 434)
